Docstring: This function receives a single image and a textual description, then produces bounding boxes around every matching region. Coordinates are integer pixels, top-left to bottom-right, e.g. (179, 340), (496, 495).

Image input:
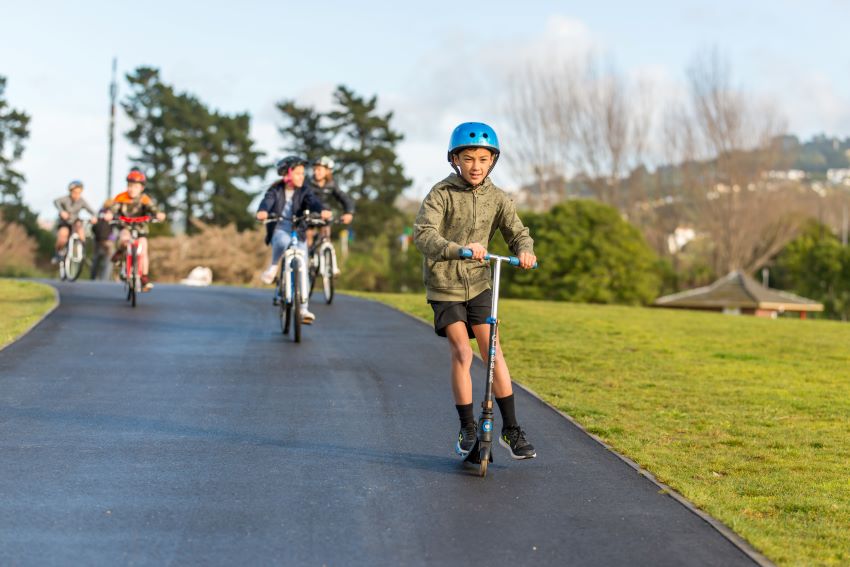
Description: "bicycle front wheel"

(130, 252), (138, 308)
(279, 268), (290, 335)
(66, 238), (85, 281)
(293, 267), (302, 343)
(322, 247), (334, 305)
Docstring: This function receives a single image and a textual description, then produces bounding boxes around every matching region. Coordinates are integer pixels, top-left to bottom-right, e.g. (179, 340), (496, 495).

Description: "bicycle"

(113, 215), (156, 308)
(261, 214), (325, 343)
(307, 218), (344, 305)
(57, 218), (92, 282)
(458, 247), (538, 477)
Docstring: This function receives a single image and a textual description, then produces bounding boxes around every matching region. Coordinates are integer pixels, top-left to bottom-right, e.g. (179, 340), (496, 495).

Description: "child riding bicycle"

(305, 156), (354, 260)
(413, 122), (538, 460)
(256, 156), (331, 324)
(104, 168), (166, 292)
(53, 180), (97, 262)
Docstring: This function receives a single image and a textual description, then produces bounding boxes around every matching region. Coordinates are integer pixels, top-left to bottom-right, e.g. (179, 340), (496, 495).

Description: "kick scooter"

(458, 247), (537, 477)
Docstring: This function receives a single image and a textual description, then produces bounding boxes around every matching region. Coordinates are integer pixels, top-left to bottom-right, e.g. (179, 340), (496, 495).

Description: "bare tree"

(506, 54), (653, 211)
(505, 64), (572, 210)
(664, 49), (806, 275)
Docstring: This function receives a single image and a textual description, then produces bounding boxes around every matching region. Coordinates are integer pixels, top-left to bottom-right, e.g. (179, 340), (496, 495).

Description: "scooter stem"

(478, 259), (502, 443)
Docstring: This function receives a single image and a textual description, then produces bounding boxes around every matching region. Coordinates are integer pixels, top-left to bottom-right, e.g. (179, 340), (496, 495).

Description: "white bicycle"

(57, 219), (91, 282)
(308, 218), (344, 305)
(262, 214), (325, 343)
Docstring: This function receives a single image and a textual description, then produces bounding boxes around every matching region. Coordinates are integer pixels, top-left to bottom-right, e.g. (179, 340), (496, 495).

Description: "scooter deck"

(463, 439), (494, 464)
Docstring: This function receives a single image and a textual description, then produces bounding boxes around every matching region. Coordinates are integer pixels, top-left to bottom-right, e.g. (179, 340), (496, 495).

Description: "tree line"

(2, 62), (848, 318)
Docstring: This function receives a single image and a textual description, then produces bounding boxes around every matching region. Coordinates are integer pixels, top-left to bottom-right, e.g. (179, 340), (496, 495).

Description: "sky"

(3, 0), (849, 219)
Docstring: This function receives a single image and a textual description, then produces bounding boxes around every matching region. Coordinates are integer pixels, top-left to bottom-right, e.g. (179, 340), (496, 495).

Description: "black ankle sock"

(496, 395), (518, 430)
(456, 403), (475, 428)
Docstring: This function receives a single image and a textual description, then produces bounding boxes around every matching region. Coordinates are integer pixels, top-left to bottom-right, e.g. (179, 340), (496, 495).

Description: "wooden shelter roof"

(654, 271), (824, 312)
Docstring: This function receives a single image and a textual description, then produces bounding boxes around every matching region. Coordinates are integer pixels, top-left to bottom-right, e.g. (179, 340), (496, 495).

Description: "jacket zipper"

(467, 190), (479, 301)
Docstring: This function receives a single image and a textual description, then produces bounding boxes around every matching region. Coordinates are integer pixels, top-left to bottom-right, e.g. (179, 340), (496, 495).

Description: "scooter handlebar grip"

(510, 256), (539, 269)
(459, 248), (474, 259)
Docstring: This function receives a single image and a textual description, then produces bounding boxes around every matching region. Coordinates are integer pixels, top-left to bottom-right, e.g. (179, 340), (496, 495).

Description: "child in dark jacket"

(256, 156), (331, 323)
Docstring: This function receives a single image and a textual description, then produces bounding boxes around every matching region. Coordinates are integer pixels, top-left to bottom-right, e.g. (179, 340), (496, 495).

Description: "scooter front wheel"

(478, 444), (491, 477)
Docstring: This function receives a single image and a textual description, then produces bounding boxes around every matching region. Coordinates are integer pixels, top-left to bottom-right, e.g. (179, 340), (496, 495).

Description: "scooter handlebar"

(458, 248), (538, 269)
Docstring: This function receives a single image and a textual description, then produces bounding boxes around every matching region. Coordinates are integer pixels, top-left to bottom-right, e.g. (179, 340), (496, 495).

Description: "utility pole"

(106, 58), (117, 200)
(842, 201), (848, 246)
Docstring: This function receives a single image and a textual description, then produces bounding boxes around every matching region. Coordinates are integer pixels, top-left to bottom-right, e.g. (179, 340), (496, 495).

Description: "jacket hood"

(439, 173), (495, 193)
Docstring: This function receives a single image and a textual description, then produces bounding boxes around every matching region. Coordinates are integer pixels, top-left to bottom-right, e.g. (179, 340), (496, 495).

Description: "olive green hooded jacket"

(413, 174), (534, 302)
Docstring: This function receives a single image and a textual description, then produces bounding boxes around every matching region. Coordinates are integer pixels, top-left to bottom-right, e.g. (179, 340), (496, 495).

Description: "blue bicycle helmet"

(447, 122), (500, 175)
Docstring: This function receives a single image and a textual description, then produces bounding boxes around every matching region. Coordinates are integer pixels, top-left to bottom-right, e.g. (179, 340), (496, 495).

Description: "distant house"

(653, 271), (824, 319)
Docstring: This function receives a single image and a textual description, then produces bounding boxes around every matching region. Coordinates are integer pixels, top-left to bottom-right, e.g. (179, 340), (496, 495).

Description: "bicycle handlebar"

(459, 247), (538, 269)
(258, 213), (331, 226)
(112, 215), (161, 226)
(119, 215), (152, 223)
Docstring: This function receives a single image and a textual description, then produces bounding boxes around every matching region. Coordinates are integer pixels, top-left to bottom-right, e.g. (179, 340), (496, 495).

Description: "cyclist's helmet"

(276, 156), (308, 176)
(313, 156), (335, 170)
(447, 122), (501, 175)
(68, 180), (84, 191)
(126, 168), (147, 185)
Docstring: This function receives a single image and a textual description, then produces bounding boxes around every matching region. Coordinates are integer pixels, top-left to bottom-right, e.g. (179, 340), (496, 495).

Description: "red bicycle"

(114, 215), (153, 307)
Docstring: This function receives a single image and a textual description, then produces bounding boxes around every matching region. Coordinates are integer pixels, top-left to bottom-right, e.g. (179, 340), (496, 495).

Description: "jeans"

(90, 241), (114, 280)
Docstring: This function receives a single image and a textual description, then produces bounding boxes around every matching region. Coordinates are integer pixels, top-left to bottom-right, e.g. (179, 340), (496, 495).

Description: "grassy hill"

(352, 292), (849, 567)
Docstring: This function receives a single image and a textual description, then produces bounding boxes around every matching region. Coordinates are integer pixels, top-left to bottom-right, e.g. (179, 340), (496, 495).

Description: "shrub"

(149, 221), (267, 285)
(0, 218), (39, 277)
(497, 200), (662, 304)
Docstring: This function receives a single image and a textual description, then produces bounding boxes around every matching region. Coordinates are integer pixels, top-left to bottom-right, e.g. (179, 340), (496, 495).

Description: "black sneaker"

(499, 426), (536, 459)
(455, 421), (477, 456)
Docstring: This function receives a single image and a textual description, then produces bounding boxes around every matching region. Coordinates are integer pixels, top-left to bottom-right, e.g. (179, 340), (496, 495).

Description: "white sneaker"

(260, 265), (278, 285)
(300, 308), (316, 324)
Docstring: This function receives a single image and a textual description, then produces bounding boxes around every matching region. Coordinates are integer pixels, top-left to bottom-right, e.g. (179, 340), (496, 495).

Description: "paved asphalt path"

(0, 281), (760, 566)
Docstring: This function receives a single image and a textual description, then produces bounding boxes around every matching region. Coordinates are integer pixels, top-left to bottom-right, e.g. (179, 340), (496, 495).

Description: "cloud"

(383, 15), (600, 197)
(784, 72), (850, 137)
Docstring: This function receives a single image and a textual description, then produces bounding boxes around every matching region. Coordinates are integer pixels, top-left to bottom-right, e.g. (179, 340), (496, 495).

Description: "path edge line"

(344, 293), (775, 567)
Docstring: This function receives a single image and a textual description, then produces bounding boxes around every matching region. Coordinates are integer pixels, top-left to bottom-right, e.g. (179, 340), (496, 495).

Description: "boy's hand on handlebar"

(465, 242), (487, 261)
(518, 251), (537, 270)
(320, 210), (333, 221)
(156, 212), (166, 222)
(341, 213), (353, 224)
(256, 211), (269, 221)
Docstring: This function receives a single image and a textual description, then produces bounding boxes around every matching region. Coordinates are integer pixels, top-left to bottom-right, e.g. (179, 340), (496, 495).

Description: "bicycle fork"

(283, 251), (309, 305)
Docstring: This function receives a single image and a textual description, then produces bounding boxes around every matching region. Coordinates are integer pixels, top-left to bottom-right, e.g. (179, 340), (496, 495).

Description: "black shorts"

(429, 289), (493, 338)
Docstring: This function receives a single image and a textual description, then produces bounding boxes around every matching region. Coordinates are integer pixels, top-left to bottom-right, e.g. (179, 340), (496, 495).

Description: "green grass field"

(350, 291), (850, 567)
(0, 279), (57, 349)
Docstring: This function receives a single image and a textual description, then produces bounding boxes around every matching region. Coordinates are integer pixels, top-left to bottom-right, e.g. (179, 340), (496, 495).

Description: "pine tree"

(124, 67), (265, 233)
(202, 112), (266, 231)
(326, 85), (411, 239)
(123, 67), (180, 219)
(276, 99), (330, 159)
(0, 75), (51, 258)
(0, 75), (30, 209)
